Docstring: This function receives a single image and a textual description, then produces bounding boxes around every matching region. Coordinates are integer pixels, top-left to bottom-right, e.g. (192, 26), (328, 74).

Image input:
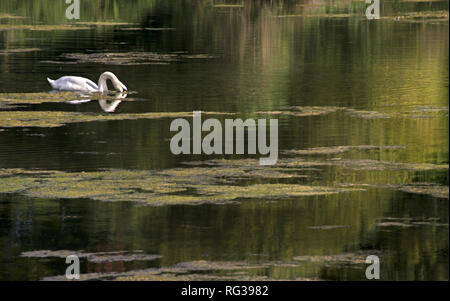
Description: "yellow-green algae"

(274, 10), (449, 23)
(345, 109), (390, 119)
(331, 159), (448, 171)
(41, 259), (318, 281)
(0, 111), (230, 128)
(381, 10), (449, 23)
(21, 250), (161, 263)
(0, 168), (359, 205)
(257, 106), (448, 120)
(307, 225), (350, 230)
(376, 216), (448, 227)
(395, 184), (449, 199)
(282, 145), (405, 156)
(0, 13), (26, 19)
(275, 13), (358, 19)
(293, 251), (380, 264)
(256, 106), (341, 117)
(339, 183), (449, 199)
(56, 52), (217, 65)
(119, 27), (176, 31)
(212, 4), (245, 8)
(75, 21), (139, 26)
(0, 24), (90, 31)
(0, 48), (41, 55)
(0, 155), (447, 205)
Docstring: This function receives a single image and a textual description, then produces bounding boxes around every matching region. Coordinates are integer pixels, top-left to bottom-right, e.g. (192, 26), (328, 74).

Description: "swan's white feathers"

(46, 72), (126, 93)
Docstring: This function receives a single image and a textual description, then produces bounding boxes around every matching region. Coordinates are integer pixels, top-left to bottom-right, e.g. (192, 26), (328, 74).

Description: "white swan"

(47, 71), (127, 93)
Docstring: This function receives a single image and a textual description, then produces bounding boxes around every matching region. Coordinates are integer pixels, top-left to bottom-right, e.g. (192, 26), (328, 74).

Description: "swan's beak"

(121, 82), (128, 92)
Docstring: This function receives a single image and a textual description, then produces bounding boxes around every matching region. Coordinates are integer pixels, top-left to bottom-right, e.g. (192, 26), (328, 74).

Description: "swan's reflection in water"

(65, 92), (128, 112)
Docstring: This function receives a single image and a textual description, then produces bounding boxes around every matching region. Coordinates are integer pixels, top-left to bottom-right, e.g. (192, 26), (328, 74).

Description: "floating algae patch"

(256, 106), (341, 117)
(160, 165), (300, 184)
(190, 183), (360, 202)
(258, 106), (447, 120)
(381, 10), (449, 23)
(41, 259), (314, 281)
(0, 91), (87, 107)
(0, 13), (26, 19)
(345, 109), (390, 119)
(331, 159), (448, 171)
(375, 217), (448, 228)
(0, 48), (41, 55)
(395, 183), (449, 199)
(376, 222), (414, 228)
(21, 250), (161, 263)
(1, 156), (445, 205)
(0, 24), (90, 31)
(346, 106), (448, 119)
(338, 183), (449, 199)
(275, 13), (358, 19)
(75, 21), (139, 26)
(172, 260), (267, 271)
(307, 225), (351, 230)
(212, 4), (245, 8)
(293, 251), (380, 265)
(0, 111), (194, 128)
(400, 106), (449, 119)
(57, 52), (217, 65)
(119, 27), (176, 31)
(0, 168), (360, 205)
(282, 145), (406, 156)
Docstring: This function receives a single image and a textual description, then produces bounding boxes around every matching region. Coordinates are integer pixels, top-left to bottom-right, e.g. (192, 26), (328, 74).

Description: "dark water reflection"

(0, 0), (448, 280)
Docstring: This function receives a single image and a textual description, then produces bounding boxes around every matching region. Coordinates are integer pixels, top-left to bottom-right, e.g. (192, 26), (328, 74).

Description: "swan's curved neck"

(98, 72), (120, 93)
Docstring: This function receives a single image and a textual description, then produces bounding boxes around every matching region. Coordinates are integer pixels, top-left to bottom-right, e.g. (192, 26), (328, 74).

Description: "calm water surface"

(0, 0), (448, 280)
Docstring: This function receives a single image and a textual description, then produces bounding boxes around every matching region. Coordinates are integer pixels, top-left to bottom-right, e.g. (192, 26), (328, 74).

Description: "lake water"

(0, 0), (448, 280)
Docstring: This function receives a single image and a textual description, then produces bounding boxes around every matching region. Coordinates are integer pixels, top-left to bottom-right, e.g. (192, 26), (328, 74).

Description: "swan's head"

(98, 72), (128, 93)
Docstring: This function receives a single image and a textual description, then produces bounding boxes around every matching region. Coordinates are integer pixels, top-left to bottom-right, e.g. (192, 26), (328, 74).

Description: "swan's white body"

(47, 72), (127, 93)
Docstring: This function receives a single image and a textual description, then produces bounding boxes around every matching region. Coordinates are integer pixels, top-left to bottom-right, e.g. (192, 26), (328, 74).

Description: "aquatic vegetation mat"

(0, 111), (235, 128)
(44, 52), (218, 65)
(21, 250), (161, 263)
(256, 106), (341, 117)
(293, 251), (381, 265)
(0, 48), (42, 55)
(330, 159), (448, 171)
(0, 167), (359, 205)
(257, 106), (448, 120)
(282, 145), (406, 156)
(345, 109), (390, 119)
(75, 21), (139, 26)
(41, 259), (321, 281)
(274, 10), (449, 24)
(381, 11), (449, 23)
(118, 27), (176, 31)
(0, 13), (26, 19)
(275, 13), (358, 19)
(390, 183), (449, 199)
(376, 216), (448, 228)
(1, 149), (447, 205)
(0, 24), (90, 31)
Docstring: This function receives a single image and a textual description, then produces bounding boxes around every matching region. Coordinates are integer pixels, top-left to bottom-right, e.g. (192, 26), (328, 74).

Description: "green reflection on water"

(0, 0), (448, 280)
